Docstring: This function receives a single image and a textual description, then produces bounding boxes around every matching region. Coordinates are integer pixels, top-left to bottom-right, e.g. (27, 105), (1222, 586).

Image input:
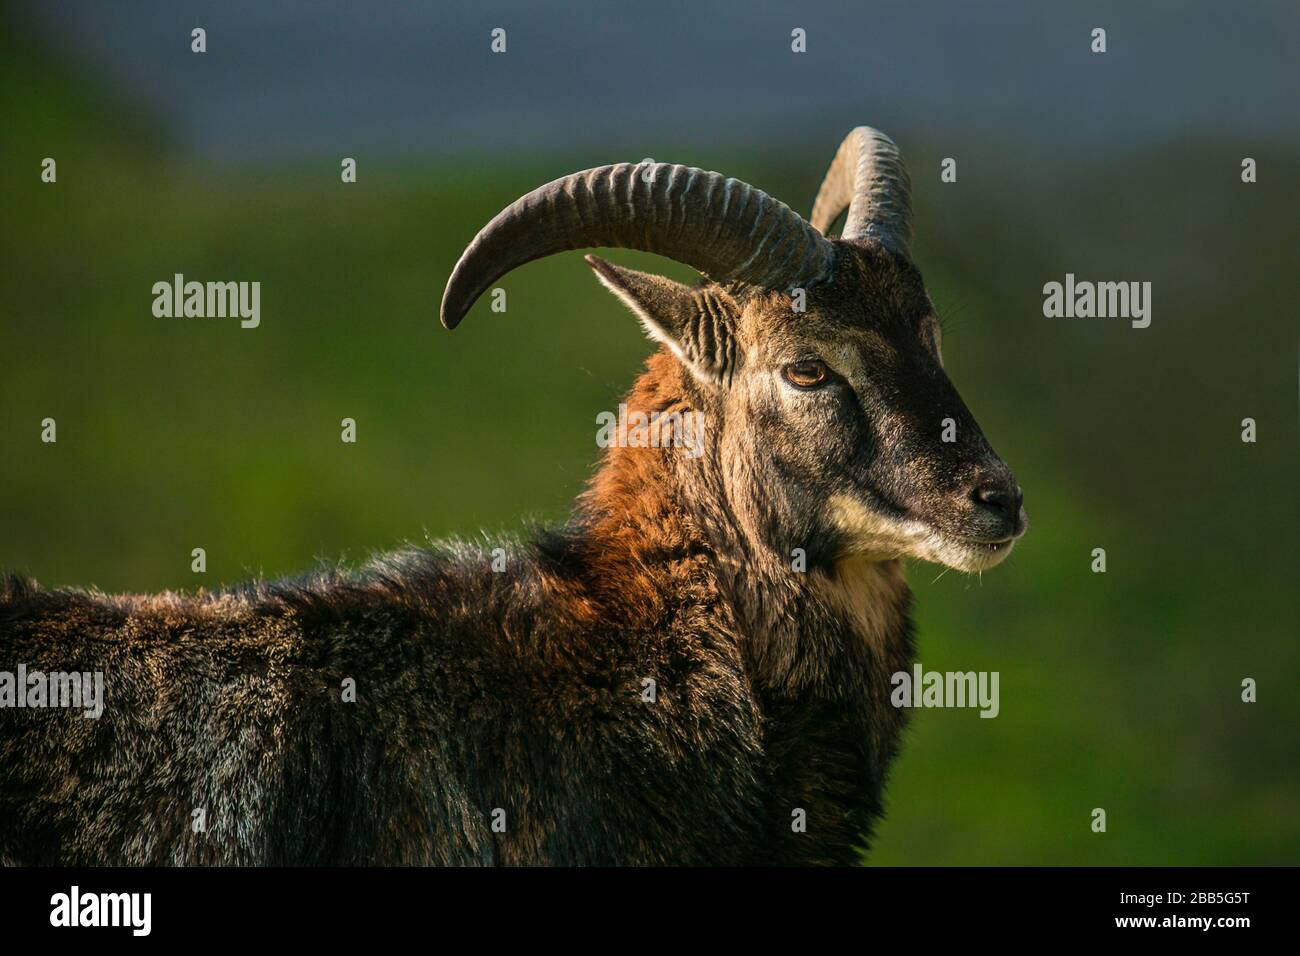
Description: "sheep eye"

(782, 360), (831, 389)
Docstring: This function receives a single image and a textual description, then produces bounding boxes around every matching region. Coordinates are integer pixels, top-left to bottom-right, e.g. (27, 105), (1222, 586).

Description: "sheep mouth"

(824, 493), (1024, 571)
(946, 533), (1017, 551)
(922, 529), (1020, 571)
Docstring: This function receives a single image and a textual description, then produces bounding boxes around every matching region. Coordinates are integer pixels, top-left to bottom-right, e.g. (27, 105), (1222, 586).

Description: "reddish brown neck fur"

(575, 351), (914, 716)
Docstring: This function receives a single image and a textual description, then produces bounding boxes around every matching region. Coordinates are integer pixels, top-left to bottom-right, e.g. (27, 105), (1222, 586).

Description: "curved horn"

(440, 162), (834, 329)
(809, 127), (912, 255)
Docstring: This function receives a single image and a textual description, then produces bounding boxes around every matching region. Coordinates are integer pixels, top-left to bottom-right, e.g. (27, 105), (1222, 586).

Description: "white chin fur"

(826, 494), (1017, 573)
(910, 532), (1016, 572)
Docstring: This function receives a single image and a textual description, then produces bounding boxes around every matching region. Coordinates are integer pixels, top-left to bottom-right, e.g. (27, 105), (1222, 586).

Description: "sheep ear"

(585, 255), (737, 385)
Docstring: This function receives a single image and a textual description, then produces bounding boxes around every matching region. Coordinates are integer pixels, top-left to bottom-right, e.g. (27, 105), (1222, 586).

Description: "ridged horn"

(440, 162), (834, 329)
(809, 127), (913, 255)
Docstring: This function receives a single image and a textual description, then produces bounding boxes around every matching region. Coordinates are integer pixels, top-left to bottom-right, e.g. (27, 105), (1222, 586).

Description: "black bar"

(0, 866), (1286, 941)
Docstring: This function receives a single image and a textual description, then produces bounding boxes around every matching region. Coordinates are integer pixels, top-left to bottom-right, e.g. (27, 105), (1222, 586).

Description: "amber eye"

(782, 360), (831, 389)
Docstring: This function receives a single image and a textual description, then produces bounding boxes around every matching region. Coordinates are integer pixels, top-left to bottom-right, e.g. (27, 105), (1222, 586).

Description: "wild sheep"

(0, 127), (1026, 866)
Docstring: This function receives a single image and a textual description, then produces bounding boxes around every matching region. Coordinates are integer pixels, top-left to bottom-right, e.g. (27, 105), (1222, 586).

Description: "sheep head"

(440, 127), (1026, 572)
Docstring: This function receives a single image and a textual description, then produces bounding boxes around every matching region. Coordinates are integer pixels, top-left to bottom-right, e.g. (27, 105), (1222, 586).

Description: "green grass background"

(1, 25), (1296, 865)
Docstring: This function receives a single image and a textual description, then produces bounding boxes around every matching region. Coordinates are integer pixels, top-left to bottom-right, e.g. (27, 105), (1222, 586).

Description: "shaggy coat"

(0, 352), (914, 866)
(3, 127), (1027, 865)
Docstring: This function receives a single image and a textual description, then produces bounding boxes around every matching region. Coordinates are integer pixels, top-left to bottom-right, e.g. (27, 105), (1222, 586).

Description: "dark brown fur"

(0, 350), (914, 866)
(2, 233), (1024, 866)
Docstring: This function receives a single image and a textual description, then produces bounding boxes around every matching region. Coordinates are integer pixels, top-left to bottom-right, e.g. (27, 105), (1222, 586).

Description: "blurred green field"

(2, 26), (1296, 864)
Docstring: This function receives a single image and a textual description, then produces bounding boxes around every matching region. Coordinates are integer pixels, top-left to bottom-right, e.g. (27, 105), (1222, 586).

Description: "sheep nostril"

(972, 484), (1023, 519)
